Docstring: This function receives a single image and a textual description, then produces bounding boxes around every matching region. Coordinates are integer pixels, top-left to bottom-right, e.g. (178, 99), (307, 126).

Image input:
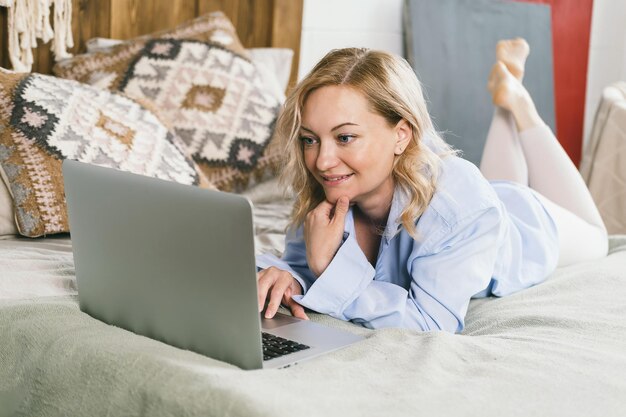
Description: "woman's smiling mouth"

(321, 173), (354, 186)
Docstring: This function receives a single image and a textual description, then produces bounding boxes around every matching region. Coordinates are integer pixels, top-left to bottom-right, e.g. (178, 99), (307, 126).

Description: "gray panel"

(404, 0), (555, 165)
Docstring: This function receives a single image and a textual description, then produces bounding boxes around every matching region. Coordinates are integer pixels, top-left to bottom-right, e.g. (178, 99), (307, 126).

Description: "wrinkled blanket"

(1, 183), (625, 416)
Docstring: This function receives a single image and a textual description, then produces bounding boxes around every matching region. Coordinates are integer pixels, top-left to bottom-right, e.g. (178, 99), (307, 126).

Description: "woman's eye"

(338, 134), (355, 144)
(299, 136), (317, 146)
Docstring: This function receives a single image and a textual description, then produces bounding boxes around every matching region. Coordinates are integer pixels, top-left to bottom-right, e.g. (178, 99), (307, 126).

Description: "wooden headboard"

(0, 0), (303, 87)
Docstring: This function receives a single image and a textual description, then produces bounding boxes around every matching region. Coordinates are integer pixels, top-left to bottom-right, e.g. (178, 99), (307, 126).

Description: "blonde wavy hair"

(276, 48), (456, 238)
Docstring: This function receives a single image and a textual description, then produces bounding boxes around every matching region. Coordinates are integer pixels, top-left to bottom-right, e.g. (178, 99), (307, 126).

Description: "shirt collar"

(382, 186), (410, 242)
(343, 186), (410, 243)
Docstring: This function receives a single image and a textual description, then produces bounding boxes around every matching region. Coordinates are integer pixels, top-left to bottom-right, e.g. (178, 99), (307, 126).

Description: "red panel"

(513, 0), (593, 166)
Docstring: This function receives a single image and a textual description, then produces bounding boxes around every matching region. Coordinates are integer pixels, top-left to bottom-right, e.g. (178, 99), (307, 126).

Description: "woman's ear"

(394, 119), (412, 155)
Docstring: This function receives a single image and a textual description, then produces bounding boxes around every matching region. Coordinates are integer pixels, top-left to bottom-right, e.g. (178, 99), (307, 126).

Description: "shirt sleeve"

(292, 205), (504, 332)
(256, 226), (317, 293)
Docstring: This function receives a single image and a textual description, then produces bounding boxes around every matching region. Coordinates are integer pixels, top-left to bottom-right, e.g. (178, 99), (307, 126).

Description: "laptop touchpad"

(261, 313), (301, 329)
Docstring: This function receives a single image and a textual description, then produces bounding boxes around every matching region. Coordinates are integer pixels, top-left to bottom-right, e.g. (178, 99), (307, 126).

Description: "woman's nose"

(316, 141), (339, 171)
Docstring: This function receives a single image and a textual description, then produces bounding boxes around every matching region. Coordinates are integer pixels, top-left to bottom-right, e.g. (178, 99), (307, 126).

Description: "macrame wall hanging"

(0, 0), (73, 72)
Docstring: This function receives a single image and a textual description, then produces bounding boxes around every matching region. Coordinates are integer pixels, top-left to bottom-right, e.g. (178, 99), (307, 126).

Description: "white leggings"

(480, 108), (608, 267)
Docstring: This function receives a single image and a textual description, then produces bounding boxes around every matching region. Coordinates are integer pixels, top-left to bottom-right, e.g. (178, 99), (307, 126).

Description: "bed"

(1, 1), (626, 416)
(2, 187), (626, 416)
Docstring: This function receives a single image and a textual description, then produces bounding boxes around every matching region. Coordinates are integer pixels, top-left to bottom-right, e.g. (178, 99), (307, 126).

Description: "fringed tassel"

(52, 0), (73, 60)
(1, 0), (74, 72)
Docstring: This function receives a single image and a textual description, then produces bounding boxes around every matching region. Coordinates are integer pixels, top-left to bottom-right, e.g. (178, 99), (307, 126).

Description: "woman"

(256, 39), (608, 332)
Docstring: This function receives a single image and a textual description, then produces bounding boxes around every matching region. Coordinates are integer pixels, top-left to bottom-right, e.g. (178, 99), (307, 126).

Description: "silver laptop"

(62, 160), (362, 370)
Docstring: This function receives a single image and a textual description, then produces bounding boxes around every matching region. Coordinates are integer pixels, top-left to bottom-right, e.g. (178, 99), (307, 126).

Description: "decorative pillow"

(83, 38), (293, 104)
(0, 70), (201, 238)
(246, 47), (294, 100)
(56, 36), (282, 192)
(121, 39), (281, 189)
(53, 13), (282, 192)
(53, 11), (248, 90)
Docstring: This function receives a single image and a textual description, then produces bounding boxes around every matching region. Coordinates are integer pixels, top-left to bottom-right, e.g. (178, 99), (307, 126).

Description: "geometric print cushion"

(118, 39), (281, 189)
(52, 11), (248, 92)
(52, 12), (283, 192)
(0, 70), (199, 237)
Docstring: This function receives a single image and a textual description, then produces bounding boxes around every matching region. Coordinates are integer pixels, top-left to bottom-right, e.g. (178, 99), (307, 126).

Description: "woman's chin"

(324, 192), (357, 206)
(324, 195), (339, 205)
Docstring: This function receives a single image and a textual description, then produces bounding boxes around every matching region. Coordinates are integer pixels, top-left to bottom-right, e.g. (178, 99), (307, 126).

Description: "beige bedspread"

(1, 180), (626, 416)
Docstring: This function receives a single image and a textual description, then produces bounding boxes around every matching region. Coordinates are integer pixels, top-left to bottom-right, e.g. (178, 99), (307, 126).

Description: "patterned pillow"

(53, 15), (282, 192)
(120, 39), (281, 190)
(53, 11), (248, 90)
(0, 70), (200, 238)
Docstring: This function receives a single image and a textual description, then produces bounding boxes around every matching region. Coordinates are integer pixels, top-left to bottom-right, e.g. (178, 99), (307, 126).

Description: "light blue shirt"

(257, 155), (559, 333)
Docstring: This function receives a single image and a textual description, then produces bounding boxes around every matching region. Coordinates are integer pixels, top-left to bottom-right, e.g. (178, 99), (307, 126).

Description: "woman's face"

(300, 85), (409, 210)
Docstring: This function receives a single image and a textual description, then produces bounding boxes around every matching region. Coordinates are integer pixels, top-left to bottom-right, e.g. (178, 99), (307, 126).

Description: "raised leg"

(480, 108), (528, 184)
(485, 39), (608, 265)
(480, 39), (530, 184)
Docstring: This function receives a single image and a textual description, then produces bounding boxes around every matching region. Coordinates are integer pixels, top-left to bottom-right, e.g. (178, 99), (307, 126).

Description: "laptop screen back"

(63, 160), (264, 369)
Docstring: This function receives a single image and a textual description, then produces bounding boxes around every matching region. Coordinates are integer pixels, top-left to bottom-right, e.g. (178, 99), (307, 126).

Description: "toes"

(495, 38), (529, 81)
(496, 38), (529, 57)
(513, 37), (530, 53)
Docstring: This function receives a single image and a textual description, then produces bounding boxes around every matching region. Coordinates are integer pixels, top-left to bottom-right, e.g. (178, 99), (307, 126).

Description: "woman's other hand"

(304, 196), (350, 277)
(257, 267), (309, 320)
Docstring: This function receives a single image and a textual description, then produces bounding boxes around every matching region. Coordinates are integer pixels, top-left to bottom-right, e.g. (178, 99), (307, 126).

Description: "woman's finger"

(311, 199), (334, 219)
(256, 268), (274, 312)
(264, 275), (292, 318)
(332, 196), (350, 224)
(285, 298), (309, 320)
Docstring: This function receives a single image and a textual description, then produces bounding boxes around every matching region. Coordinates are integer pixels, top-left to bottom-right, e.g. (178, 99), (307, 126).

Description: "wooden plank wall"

(0, 0), (303, 88)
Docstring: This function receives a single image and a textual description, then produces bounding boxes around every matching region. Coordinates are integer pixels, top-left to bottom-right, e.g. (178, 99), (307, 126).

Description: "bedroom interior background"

(0, 0), (624, 234)
(0, 2), (625, 415)
(0, 0), (304, 88)
(0, 0), (305, 238)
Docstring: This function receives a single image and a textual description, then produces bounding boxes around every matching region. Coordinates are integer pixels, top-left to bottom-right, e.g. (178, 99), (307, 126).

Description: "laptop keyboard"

(262, 332), (310, 361)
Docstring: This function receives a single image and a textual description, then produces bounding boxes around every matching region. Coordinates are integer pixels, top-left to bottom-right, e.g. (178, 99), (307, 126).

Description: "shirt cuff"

(292, 233), (375, 317)
(256, 253), (310, 292)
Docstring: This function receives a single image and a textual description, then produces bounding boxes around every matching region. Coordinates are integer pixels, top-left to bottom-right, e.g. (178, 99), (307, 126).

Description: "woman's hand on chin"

(304, 196), (350, 277)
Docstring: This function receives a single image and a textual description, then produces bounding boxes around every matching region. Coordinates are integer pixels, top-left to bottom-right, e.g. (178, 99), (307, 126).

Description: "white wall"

(583, 0), (626, 150)
(297, 0), (404, 80)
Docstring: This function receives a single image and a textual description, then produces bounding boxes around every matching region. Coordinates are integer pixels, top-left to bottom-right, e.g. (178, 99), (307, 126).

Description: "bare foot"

(487, 61), (526, 110)
(487, 61), (542, 130)
(496, 38), (529, 81)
